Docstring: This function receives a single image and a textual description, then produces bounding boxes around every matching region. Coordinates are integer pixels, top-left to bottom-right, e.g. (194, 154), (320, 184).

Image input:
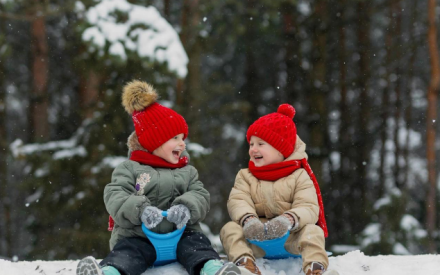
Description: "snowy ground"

(1, 250), (439, 275)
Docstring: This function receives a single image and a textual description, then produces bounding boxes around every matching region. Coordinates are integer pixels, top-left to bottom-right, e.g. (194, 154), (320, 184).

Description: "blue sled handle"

(142, 209), (186, 266)
(248, 232), (332, 259)
(248, 232), (300, 259)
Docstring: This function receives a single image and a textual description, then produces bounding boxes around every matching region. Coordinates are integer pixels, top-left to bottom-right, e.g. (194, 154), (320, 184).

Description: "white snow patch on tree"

(373, 196), (391, 210)
(53, 147), (87, 160)
(400, 214), (420, 231)
(186, 143), (212, 157)
(393, 243), (411, 255)
(91, 156), (127, 174)
(82, 0), (188, 78)
(330, 244), (360, 254)
(361, 223), (381, 248)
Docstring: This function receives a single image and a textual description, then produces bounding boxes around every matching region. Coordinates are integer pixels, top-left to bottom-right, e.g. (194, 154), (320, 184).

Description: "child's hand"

(167, 204), (191, 229)
(243, 217), (265, 240)
(141, 206), (164, 229)
(265, 214), (294, 240)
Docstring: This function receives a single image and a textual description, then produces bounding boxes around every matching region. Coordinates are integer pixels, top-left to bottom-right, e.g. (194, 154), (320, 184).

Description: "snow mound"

(2, 250), (440, 275)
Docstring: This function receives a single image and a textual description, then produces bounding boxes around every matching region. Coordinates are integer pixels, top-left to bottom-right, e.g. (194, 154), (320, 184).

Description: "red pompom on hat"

(246, 104), (297, 158)
(121, 80), (188, 152)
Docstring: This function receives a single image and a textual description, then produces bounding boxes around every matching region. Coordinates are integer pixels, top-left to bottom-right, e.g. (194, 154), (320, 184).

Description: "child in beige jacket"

(220, 104), (338, 275)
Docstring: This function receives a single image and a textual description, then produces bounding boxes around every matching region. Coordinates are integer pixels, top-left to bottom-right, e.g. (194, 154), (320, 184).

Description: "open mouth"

(254, 156), (263, 160)
(172, 150), (181, 158)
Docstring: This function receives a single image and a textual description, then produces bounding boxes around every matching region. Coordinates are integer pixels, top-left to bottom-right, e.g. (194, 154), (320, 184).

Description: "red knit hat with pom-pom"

(246, 104), (297, 158)
(121, 80), (188, 152)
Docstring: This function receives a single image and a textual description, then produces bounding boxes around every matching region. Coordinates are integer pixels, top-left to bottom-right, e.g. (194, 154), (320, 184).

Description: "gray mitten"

(141, 206), (163, 229)
(167, 204), (191, 229)
(243, 218), (265, 240)
(265, 215), (292, 240)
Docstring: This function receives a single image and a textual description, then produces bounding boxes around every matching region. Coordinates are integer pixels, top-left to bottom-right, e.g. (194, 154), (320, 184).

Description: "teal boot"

(200, 259), (241, 275)
(76, 256), (121, 275)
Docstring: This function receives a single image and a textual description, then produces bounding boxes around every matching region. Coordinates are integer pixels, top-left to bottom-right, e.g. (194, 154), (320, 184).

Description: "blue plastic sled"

(248, 232), (332, 260)
(141, 211), (186, 266)
(248, 231), (301, 259)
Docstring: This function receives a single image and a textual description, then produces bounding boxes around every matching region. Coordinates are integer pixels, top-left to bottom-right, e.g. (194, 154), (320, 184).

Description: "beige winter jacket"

(227, 136), (319, 232)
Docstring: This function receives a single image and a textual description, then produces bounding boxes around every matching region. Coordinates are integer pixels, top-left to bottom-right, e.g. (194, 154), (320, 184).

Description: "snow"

(400, 214), (421, 231)
(10, 120), (92, 161)
(330, 245), (360, 254)
(361, 223), (381, 248)
(10, 139), (87, 160)
(373, 197), (390, 211)
(393, 243), (411, 255)
(400, 214), (427, 239)
(74, 1), (85, 13)
(2, 251), (440, 274)
(297, 1), (311, 16)
(82, 0), (188, 78)
(10, 139), (76, 158)
(222, 124), (246, 143)
(53, 146), (87, 160)
(186, 143), (213, 157)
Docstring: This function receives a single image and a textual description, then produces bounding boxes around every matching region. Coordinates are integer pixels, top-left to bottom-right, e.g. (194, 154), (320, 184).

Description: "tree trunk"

(403, 0), (417, 188)
(426, 0), (439, 253)
(163, 0), (171, 19)
(29, 14), (49, 142)
(282, 2), (301, 104)
(307, 0), (328, 185)
(392, 0), (403, 189)
(79, 71), (101, 119)
(176, 0), (190, 109)
(338, 1), (349, 180)
(356, 1), (371, 213)
(179, 0), (202, 142)
(379, 2), (394, 198)
(0, 18), (10, 257)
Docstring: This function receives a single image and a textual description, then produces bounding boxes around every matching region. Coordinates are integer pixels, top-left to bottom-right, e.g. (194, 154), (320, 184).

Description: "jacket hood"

(127, 131), (190, 161)
(285, 135), (308, 161)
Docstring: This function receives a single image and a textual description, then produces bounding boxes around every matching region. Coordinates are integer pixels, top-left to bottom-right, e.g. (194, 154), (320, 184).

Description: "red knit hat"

(122, 80), (188, 152)
(246, 104), (297, 158)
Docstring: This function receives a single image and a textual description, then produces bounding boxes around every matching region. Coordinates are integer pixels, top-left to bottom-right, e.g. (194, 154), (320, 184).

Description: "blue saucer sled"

(248, 232), (301, 259)
(141, 211), (186, 266)
(143, 211), (331, 266)
(248, 232), (332, 260)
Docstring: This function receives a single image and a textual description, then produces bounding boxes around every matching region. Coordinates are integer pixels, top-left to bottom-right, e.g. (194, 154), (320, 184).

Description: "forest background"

(0, 0), (439, 261)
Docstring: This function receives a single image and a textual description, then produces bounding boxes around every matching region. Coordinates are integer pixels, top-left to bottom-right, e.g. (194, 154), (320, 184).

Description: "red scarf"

(248, 158), (328, 238)
(130, 150), (189, 168)
(107, 150), (189, 231)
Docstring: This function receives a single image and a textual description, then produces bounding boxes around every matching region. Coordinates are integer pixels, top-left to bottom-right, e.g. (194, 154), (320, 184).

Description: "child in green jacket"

(76, 81), (239, 275)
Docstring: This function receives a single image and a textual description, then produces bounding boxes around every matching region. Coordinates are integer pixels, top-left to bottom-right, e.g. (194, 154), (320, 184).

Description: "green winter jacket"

(104, 133), (210, 250)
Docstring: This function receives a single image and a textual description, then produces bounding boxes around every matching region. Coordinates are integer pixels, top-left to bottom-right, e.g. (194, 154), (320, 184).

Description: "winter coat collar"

(285, 135), (308, 161)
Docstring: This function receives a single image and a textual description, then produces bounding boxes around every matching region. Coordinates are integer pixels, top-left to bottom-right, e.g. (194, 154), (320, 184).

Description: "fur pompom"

(277, 104), (295, 119)
(122, 80), (158, 114)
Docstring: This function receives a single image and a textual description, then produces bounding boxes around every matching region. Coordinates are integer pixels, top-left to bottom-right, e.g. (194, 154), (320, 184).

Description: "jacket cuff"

(284, 212), (299, 231)
(239, 214), (257, 226)
(138, 200), (151, 222)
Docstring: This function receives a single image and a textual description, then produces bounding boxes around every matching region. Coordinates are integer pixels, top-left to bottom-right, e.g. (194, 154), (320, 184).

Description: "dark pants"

(100, 230), (221, 275)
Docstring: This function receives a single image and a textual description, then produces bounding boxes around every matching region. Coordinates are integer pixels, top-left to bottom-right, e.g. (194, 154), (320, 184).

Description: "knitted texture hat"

(246, 104), (297, 158)
(121, 80), (188, 152)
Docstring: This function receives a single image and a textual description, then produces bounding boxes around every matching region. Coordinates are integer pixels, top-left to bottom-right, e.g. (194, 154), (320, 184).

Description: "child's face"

(249, 136), (284, 167)
(152, 133), (186, 164)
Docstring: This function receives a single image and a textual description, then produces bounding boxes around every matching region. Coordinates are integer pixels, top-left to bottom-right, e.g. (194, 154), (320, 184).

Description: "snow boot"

(235, 257), (261, 275)
(305, 262), (339, 275)
(200, 259), (242, 275)
(76, 256), (120, 275)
